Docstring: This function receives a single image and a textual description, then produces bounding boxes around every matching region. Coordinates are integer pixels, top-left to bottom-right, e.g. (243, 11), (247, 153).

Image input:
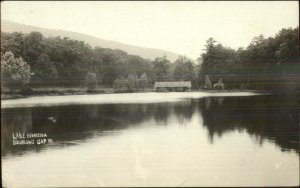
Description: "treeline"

(1, 31), (196, 91)
(1, 32), (152, 88)
(1, 26), (299, 92)
(199, 27), (299, 91)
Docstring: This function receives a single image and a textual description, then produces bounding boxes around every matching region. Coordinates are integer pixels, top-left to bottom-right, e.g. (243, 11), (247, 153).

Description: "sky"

(1, 1), (299, 60)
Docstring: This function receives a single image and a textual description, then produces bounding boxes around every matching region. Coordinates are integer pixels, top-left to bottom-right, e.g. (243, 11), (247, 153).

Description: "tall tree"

(173, 56), (195, 81)
(127, 73), (137, 91)
(152, 56), (170, 82)
(200, 38), (240, 77)
(22, 32), (44, 63)
(199, 27), (299, 90)
(139, 73), (149, 90)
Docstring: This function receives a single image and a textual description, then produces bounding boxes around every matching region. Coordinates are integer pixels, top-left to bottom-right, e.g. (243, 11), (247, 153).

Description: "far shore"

(0, 86), (276, 101)
(1, 87), (114, 100)
(1, 90), (265, 109)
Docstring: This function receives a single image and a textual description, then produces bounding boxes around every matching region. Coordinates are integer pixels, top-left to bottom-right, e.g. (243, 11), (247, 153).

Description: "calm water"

(1, 93), (299, 187)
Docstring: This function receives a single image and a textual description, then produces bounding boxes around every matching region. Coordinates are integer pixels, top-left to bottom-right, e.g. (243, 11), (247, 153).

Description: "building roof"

(154, 81), (192, 88)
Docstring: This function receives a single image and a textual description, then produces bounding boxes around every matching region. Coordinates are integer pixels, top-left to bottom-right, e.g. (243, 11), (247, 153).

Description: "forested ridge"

(1, 26), (299, 92)
(199, 27), (299, 90)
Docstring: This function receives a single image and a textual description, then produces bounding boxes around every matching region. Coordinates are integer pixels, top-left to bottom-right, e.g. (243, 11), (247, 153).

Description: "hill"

(1, 20), (180, 62)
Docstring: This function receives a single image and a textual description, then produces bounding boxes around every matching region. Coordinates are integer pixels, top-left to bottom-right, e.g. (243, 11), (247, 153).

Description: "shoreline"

(1, 91), (265, 109)
(1, 87), (112, 100)
(1, 87), (271, 101)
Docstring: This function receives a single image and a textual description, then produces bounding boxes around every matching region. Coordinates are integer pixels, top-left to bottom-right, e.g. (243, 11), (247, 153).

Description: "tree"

(113, 77), (122, 89)
(199, 27), (299, 91)
(274, 27), (299, 64)
(22, 32), (44, 63)
(127, 73), (137, 91)
(33, 53), (58, 81)
(199, 38), (242, 89)
(139, 73), (149, 90)
(153, 56), (170, 82)
(201, 38), (239, 75)
(203, 75), (212, 90)
(1, 32), (25, 58)
(1, 31), (155, 88)
(85, 72), (98, 91)
(1, 51), (31, 90)
(173, 56), (194, 81)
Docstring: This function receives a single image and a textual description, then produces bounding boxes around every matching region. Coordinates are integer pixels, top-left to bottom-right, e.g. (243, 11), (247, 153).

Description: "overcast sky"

(1, 1), (299, 60)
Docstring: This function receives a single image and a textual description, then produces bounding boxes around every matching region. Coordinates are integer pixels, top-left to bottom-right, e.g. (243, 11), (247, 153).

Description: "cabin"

(154, 81), (192, 92)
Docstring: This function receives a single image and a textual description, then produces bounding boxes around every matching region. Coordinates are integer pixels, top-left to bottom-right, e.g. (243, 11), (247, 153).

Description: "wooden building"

(154, 81), (192, 92)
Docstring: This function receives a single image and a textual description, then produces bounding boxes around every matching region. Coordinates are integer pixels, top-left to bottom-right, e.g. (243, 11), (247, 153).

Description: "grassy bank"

(1, 87), (108, 100)
(1, 86), (285, 100)
(1, 87), (156, 100)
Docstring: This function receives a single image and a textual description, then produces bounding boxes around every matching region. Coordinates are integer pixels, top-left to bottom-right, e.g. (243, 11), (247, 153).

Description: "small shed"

(154, 81), (192, 92)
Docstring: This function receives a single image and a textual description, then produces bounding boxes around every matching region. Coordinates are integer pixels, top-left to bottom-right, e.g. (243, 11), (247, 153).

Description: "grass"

(1, 85), (264, 100)
(1, 87), (106, 99)
(1, 87), (156, 100)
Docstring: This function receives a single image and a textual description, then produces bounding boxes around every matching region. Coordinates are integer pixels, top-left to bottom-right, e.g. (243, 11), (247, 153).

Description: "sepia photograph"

(1, 1), (299, 187)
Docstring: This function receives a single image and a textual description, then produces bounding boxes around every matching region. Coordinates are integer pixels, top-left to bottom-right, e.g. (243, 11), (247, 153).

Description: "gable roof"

(154, 81), (191, 88)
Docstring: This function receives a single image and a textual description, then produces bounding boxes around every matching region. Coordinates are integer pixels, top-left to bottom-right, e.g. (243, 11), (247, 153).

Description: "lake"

(1, 92), (299, 187)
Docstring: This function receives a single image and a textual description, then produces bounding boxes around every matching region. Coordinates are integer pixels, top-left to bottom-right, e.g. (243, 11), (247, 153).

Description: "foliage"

(139, 73), (149, 90)
(1, 26), (298, 92)
(203, 75), (212, 90)
(113, 77), (122, 89)
(113, 72), (149, 92)
(200, 38), (240, 76)
(33, 53), (58, 80)
(173, 56), (195, 81)
(85, 72), (98, 91)
(1, 32), (154, 88)
(199, 27), (299, 90)
(1, 51), (31, 89)
(152, 56), (170, 82)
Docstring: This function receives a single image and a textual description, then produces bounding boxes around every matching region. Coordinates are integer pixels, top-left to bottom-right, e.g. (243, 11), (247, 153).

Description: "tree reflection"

(1, 108), (33, 156)
(198, 95), (299, 154)
(1, 101), (195, 156)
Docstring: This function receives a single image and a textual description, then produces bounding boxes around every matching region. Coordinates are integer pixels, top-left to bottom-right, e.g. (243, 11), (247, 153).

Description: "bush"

(1, 51), (31, 90)
(85, 72), (98, 91)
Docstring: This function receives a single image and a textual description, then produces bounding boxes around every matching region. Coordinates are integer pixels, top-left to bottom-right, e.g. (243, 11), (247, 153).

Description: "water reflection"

(1, 100), (195, 156)
(198, 95), (299, 153)
(1, 94), (299, 157)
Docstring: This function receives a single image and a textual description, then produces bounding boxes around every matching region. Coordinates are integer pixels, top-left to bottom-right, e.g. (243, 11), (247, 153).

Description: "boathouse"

(154, 81), (192, 92)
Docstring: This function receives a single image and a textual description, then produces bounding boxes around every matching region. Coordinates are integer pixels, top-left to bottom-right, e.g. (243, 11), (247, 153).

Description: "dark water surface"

(1, 94), (299, 186)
